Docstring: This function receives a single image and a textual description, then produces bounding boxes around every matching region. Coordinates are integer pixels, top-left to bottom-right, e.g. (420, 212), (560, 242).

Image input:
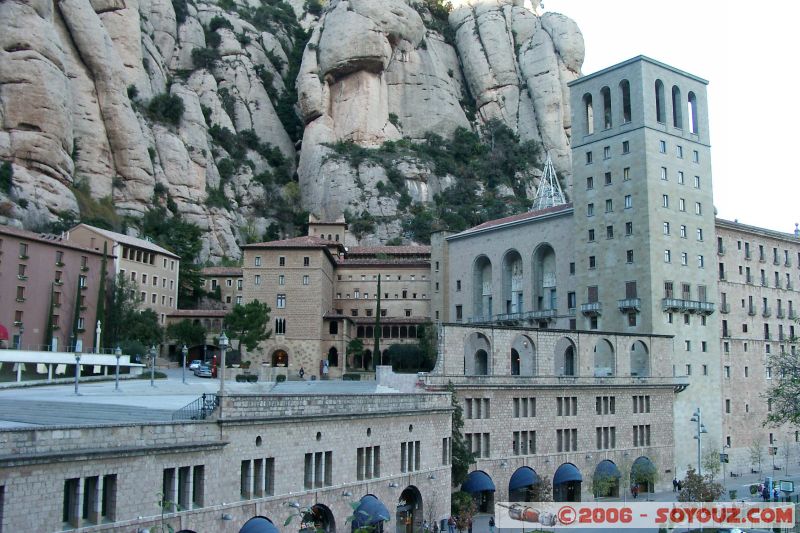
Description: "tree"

(104, 273), (162, 348)
(224, 300), (271, 353)
(631, 458), (658, 492)
(749, 437), (764, 473)
(591, 471), (617, 499)
(417, 321), (438, 370)
(763, 345), (800, 426)
(347, 338), (364, 369)
(527, 477), (553, 502)
(95, 242), (108, 350)
(165, 319), (206, 347)
(701, 448), (722, 481)
(450, 491), (476, 533)
(448, 382), (475, 486)
(677, 467), (724, 502)
(373, 274), (381, 362)
(124, 309), (163, 347)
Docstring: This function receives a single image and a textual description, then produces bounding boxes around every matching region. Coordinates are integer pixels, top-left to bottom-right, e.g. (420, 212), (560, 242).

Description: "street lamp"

(114, 346), (122, 392)
(722, 444), (730, 481)
(218, 332), (228, 395)
(74, 353), (81, 395)
(181, 344), (188, 384)
(772, 440), (778, 473)
(690, 407), (708, 475)
(18, 323), (24, 350)
(149, 345), (157, 387)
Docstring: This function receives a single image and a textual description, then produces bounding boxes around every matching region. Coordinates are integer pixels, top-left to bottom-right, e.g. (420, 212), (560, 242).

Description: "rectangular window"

(676, 145), (683, 158)
(659, 140), (666, 153)
(603, 146), (610, 159)
(625, 222), (633, 235)
(586, 176), (594, 189)
(304, 451), (333, 489)
(587, 203), (595, 216)
(303, 275), (310, 285)
(662, 195), (669, 208)
(455, 305), (463, 320)
(681, 252), (688, 266)
(680, 225), (687, 238)
(660, 166), (667, 180)
(277, 294), (286, 308)
(622, 141), (630, 154)
(586, 151), (593, 164)
(624, 195), (632, 209)
(356, 446), (381, 480)
(698, 255), (705, 268)
(679, 198), (686, 211)
(605, 199), (613, 212)
(275, 318), (286, 335)
(678, 171), (685, 184)
(695, 202), (702, 215)
(606, 226), (614, 239)
(588, 229), (595, 242)
(697, 228), (703, 241)
(604, 172), (612, 185)
(456, 280), (461, 291)
(694, 175), (701, 188)
(254, 275), (261, 286)
(279, 256), (285, 266)
(254, 256), (262, 267)
(664, 250), (671, 263)
(626, 250), (634, 263)
(693, 150), (699, 162)
(589, 256), (596, 269)
(623, 167), (630, 180)
(442, 437), (451, 466)
(278, 274), (285, 285)
(303, 257), (310, 267)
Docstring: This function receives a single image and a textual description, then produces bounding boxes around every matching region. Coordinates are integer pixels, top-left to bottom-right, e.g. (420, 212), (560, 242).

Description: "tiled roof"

(454, 203), (573, 235)
(336, 258), (429, 267)
(168, 309), (229, 318)
(0, 224), (109, 256)
(70, 224), (180, 258)
(201, 266), (243, 276)
(352, 316), (430, 325)
(242, 235), (342, 249)
(347, 245), (431, 256)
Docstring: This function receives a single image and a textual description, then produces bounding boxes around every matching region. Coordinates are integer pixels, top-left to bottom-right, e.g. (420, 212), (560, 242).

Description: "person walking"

(299, 366), (305, 379)
(672, 477), (678, 492)
(489, 516), (495, 533)
(762, 485), (770, 501)
(447, 516), (455, 533)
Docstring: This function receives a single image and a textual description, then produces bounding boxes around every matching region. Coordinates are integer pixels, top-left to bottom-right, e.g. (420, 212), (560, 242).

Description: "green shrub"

(208, 15), (233, 32)
(236, 374), (247, 382)
(276, 374), (287, 383)
(137, 371), (167, 379)
(172, 0), (188, 24)
(342, 373), (362, 381)
(305, 0), (323, 15)
(217, 88), (236, 120)
(216, 158), (236, 180)
(191, 47), (220, 69)
(147, 93), (185, 125)
(205, 186), (230, 208)
(0, 161), (13, 194)
(246, 374), (258, 382)
(127, 84), (139, 100)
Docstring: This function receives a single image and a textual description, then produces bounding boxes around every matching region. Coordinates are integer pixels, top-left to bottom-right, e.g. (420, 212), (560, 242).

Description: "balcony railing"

(746, 274), (754, 284)
(790, 310), (798, 320)
(763, 307), (771, 318)
(661, 298), (715, 315)
(580, 302), (603, 317)
(777, 309), (785, 319)
(425, 374), (689, 392)
(748, 306), (757, 316)
(618, 298), (642, 313)
(761, 278), (768, 287)
(717, 244), (726, 255)
(745, 250), (752, 260)
(720, 303), (731, 314)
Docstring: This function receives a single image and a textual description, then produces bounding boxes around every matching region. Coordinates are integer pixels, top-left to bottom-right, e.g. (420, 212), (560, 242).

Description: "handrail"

(172, 393), (219, 421)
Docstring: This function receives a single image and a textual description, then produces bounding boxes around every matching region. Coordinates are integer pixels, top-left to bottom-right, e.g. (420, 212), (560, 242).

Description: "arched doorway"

(509, 467), (539, 502)
(396, 486), (423, 533)
(553, 463), (582, 502)
(464, 332), (491, 375)
(511, 349), (521, 375)
(511, 335), (535, 376)
(631, 457), (657, 493)
(302, 504), (336, 533)
(532, 244), (557, 312)
(592, 460), (621, 498)
(352, 495), (390, 533)
(271, 350), (288, 367)
(461, 471), (495, 513)
(363, 350), (373, 370)
(630, 341), (650, 377)
(474, 349), (488, 375)
(554, 337), (577, 376)
(502, 249), (524, 314)
(328, 347), (339, 367)
(473, 255), (493, 319)
(239, 516), (279, 533)
(593, 339), (615, 377)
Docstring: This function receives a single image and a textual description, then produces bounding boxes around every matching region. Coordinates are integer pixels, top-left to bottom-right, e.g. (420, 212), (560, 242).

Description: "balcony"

(55, 261), (65, 267)
(618, 298), (641, 313)
(661, 298), (715, 315)
(16, 275), (27, 281)
(775, 279), (783, 289)
(790, 310), (798, 320)
(777, 309), (786, 319)
(81, 266), (90, 272)
(748, 306), (756, 316)
(746, 274), (754, 284)
(761, 278), (768, 287)
(762, 307), (772, 318)
(774, 258), (781, 266)
(745, 251), (752, 260)
(786, 258), (793, 268)
(580, 302), (603, 317)
(720, 303), (731, 314)
(717, 245), (726, 256)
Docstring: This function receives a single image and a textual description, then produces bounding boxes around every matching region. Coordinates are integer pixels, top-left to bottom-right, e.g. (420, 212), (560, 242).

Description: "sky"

(543, 0), (800, 235)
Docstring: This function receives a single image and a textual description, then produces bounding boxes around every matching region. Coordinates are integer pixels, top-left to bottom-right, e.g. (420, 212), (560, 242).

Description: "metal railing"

(172, 393), (219, 421)
(580, 302), (603, 316)
(618, 298), (641, 312)
(661, 298), (715, 314)
(720, 303), (731, 314)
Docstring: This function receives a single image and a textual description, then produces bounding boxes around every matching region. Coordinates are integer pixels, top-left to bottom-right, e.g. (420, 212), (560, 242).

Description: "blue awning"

(553, 463), (583, 485)
(461, 470), (496, 493)
(240, 517), (280, 533)
(509, 467), (540, 491)
(594, 460), (621, 479)
(352, 495), (391, 528)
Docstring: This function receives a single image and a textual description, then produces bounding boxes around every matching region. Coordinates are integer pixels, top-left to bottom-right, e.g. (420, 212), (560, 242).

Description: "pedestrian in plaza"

(773, 487), (780, 500)
(299, 366), (305, 379)
(672, 477), (678, 492)
(467, 517), (472, 533)
(423, 519), (430, 532)
(433, 521), (439, 533)
(762, 485), (770, 501)
(677, 480), (682, 491)
(489, 516), (496, 533)
(447, 515), (455, 533)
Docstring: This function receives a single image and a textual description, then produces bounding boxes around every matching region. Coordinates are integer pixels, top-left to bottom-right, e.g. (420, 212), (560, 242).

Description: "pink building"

(0, 225), (108, 352)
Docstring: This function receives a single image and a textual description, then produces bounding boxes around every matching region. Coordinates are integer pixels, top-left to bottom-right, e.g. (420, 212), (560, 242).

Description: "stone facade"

(0, 390), (452, 532)
(200, 266), (244, 309)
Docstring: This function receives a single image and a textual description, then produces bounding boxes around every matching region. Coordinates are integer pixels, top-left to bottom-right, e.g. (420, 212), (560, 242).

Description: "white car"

(189, 359), (202, 370)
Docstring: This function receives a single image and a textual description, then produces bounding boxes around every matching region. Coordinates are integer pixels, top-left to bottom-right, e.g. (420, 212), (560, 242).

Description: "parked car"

(193, 364), (212, 378)
(189, 359), (202, 370)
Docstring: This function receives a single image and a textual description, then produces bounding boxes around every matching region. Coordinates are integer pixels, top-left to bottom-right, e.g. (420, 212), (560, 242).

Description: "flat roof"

(0, 225), (110, 256)
(716, 218), (800, 243)
(567, 55), (709, 86)
(70, 223), (180, 259)
(447, 204), (573, 241)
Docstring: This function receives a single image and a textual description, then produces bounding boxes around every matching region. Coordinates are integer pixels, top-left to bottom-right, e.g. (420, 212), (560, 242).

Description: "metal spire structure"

(531, 153), (566, 211)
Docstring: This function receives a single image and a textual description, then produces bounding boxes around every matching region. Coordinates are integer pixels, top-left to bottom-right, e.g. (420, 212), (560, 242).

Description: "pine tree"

(373, 274), (381, 369)
(448, 381), (475, 486)
(95, 242), (108, 351)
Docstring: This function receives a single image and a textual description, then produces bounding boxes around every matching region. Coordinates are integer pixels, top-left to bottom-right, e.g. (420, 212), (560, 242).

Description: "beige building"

(0, 225), (107, 355)
(715, 219), (800, 472)
(200, 266), (244, 308)
(0, 386), (452, 532)
(67, 224), (180, 326)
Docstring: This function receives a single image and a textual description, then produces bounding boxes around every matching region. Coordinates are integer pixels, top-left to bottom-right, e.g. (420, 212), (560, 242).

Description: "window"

(677, 171), (685, 184)
(589, 256), (596, 269)
(694, 175), (701, 188)
(586, 151), (593, 164)
(254, 256), (262, 267)
(603, 146), (610, 159)
(278, 274), (285, 285)
(304, 451), (333, 489)
(303, 275), (309, 285)
(456, 280), (461, 291)
(512, 431), (537, 456)
(455, 305), (463, 320)
(441, 438), (451, 466)
(693, 150), (699, 163)
(303, 257), (310, 267)
(351, 309), (358, 317)
(587, 203), (595, 216)
(588, 229), (595, 242)
(254, 275), (261, 286)
(567, 292), (576, 309)
(698, 255), (705, 268)
(241, 458), (274, 498)
(596, 396), (616, 415)
(63, 475), (117, 526)
(606, 226), (614, 239)
(632, 395), (650, 414)
(464, 433), (490, 458)
(676, 145), (683, 158)
(664, 250), (671, 263)
(596, 427), (617, 450)
(605, 199), (613, 212)
(660, 166), (667, 180)
(162, 465), (204, 511)
(679, 198), (686, 212)
(18, 242), (28, 258)
(622, 141), (630, 154)
(633, 425), (651, 446)
(695, 202), (702, 215)
(624, 194), (632, 209)
(625, 222), (633, 235)
(662, 194), (669, 208)
(696, 228), (703, 241)
(663, 222), (670, 235)
(279, 256), (285, 266)
(626, 250), (634, 263)
(681, 252), (688, 266)
(277, 294), (286, 308)
(604, 172), (612, 185)
(623, 167), (630, 180)
(680, 225), (687, 238)
(659, 140), (666, 153)
(586, 176), (594, 189)
(569, 262), (576, 274)
(356, 446), (381, 480)
(556, 428), (578, 452)
(556, 396), (578, 416)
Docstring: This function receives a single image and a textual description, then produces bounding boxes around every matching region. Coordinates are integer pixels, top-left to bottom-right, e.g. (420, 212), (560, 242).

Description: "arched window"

(671, 86), (683, 128)
(601, 86), (612, 129)
(592, 339), (615, 377)
(465, 332), (491, 376)
(688, 92), (699, 133)
(583, 93), (594, 134)
(473, 256), (493, 320)
(502, 250), (524, 315)
(655, 80), (665, 123)
(532, 244), (557, 312)
(619, 80), (631, 123)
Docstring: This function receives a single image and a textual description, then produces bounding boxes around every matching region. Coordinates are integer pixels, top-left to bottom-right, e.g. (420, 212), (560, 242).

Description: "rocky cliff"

(0, 0), (583, 259)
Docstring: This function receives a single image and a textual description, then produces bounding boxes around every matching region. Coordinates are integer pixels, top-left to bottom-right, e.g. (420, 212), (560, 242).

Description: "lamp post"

(722, 444), (730, 481)
(218, 332), (228, 395)
(149, 345), (156, 387)
(18, 323), (24, 350)
(95, 320), (101, 354)
(772, 441), (778, 473)
(181, 344), (188, 384)
(690, 407), (708, 475)
(114, 346), (122, 392)
(74, 353), (81, 395)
